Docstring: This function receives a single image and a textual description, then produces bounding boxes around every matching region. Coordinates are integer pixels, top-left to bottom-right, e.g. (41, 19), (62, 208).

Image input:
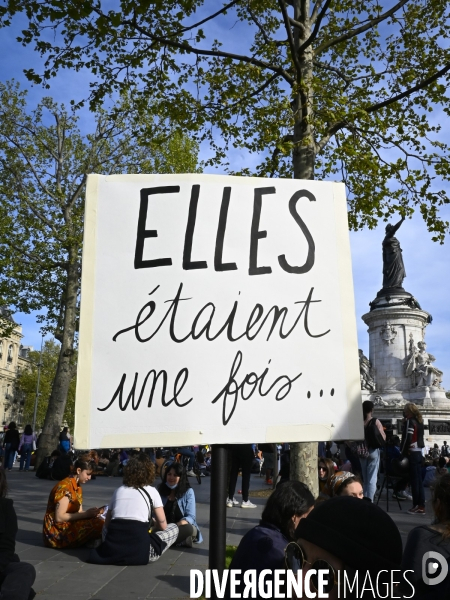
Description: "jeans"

(0, 561), (36, 600)
(179, 447), (195, 470)
(20, 443), (33, 470)
(228, 444), (254, 502)
(409, 451), (425, 507)
(4, 443), (16, 470)
(359, 447), (380, 501)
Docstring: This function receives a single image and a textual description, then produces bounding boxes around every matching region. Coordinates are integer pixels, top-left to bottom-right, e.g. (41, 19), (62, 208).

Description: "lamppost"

(32, 336), (44, 432)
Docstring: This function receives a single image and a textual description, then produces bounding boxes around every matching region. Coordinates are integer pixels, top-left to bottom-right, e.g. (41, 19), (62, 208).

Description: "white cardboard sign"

(75, 174), (362, 448)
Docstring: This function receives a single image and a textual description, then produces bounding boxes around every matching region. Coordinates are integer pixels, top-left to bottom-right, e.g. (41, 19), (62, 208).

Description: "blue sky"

(1, 8), (449, 387)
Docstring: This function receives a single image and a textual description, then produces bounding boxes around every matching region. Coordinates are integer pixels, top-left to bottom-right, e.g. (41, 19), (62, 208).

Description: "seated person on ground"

(158, 462), (203, 546)
(401, 472), (450, 599)
(43, 455), (104, 549)
(0, 469), (36, 600)
(225, 481), (314, 600)
(328, 472), (364, 498)
(290, 496), (402, 599)
(105, 452), (120, 477)
(89, 453), (178, 565)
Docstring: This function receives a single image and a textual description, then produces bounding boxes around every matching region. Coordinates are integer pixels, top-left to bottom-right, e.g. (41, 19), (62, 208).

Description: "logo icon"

(422, 551), (448, 586)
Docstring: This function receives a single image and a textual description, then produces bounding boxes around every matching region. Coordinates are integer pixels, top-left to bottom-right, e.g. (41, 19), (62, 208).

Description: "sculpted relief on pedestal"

(404, 334), (443, 389)
(380, 321), (397, 345)
(359, 349), (376, 392)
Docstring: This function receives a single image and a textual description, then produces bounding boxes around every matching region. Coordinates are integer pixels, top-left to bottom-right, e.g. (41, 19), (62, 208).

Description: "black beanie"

(295, 496), (402, 574)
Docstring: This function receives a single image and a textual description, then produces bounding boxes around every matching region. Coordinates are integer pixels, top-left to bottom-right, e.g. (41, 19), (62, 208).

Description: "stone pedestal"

(361, 289), (449, 408)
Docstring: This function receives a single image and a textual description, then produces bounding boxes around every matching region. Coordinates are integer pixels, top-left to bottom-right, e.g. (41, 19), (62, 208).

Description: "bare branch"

(8, 241), (68, 270)
(313, 60), (351, 85)
(90, 7), (295, 86)
(298, 0), (332, 54)
(316, 0), (412, 55)
(278, 0), (302, 77)
(176, 0), (240, 35)
(202, 73), (281, 111)
(247, 3), (272, 46)
(316, 120), (348, 153)
(365, 62), (450, 113)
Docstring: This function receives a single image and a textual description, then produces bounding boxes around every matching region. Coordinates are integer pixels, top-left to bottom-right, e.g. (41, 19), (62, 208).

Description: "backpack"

(365, 418), (385, 450)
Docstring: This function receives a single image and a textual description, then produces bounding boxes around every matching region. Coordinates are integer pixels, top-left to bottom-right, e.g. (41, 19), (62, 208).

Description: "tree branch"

(278, 0), (302, 77)
(365, 62), (450, 113)
(315, 0), (411, 55)
(298, 0), (332, 54)
(176, 0), (240, 34)
(247, 3), (272, 46)
(91, 7), (295, 86)
(316, 120), (348, 153)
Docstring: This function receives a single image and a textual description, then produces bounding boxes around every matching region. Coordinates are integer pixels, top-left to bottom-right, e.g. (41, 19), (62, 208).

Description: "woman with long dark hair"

(225, 481), (314, 599)
(2, 422), (20, 471)
(158, 461), (202, 547)
(0, 468), (36, 600)
(43, 455), (104, 548)
(18, 424), (36, 472)
(318, 457), (335, 496)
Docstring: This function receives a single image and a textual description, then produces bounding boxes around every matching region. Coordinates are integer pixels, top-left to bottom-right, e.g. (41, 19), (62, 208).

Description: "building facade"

(0, 307), (32, 428)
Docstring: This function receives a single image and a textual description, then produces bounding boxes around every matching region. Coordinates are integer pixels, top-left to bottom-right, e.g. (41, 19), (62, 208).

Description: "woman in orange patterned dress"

(43, 455), (104, 548)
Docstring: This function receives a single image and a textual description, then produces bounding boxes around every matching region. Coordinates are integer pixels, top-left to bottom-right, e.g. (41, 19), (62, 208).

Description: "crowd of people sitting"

(2, 402), (450, 599)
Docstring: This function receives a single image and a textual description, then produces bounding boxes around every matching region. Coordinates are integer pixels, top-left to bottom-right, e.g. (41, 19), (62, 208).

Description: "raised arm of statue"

(386, 216), (405, 238)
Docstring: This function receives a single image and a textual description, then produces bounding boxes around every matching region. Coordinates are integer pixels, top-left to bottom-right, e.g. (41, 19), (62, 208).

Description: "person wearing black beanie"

(292, 496), (406, 599)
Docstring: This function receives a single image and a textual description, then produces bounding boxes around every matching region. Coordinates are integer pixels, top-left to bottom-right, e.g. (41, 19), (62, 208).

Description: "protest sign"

(74, 174), (362, 448)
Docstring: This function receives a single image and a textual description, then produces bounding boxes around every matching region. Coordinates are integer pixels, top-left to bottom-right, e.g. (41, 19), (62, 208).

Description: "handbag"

(351, 440), (369, 459)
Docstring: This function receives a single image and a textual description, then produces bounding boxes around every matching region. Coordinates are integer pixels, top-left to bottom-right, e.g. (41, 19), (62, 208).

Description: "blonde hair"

(404, 402), (423, 424)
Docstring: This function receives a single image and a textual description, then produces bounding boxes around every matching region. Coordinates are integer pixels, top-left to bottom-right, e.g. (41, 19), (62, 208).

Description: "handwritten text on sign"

(75, 175), (361, 447)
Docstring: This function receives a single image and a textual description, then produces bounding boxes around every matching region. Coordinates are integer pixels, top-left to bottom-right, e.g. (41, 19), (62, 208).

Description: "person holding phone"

(43, 455), (104, 548)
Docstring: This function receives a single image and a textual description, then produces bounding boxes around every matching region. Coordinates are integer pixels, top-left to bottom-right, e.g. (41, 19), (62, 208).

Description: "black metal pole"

(209, 443), (228, 596)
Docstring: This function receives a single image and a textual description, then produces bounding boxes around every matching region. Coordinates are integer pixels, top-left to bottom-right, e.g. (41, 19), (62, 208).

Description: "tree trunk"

(35, 252), (78, 466)
(289, 0), (319, 496)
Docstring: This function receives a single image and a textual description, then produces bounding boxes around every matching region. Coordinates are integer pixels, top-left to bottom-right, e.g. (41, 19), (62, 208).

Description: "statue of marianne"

(382, 216), (406, 289)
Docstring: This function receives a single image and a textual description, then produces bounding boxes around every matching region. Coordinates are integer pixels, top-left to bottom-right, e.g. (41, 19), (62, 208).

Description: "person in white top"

(89, 453), (178, 565)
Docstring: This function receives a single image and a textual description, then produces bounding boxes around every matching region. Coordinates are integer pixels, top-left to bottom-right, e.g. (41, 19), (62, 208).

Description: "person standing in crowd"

(0, 468), (36, 600)
(442, 441), (450, 458)
(401, 402), (426, 515)
(89, 453), (178, 565)
(401, 473), (450, 598)
(43, 455), (104, 548)
(226, 444), (256, 508)
(318, 457), (335, 496)
(2, 423), (20, 471)
(259, 444), (275, 485)
(58, 427), (72, 454)
(226, 481), (314, 600)
(178, 447), (196, 477)
(18, 425), (36, 472)
(158, 462), (202, 547)
(359, 400), (385, 501)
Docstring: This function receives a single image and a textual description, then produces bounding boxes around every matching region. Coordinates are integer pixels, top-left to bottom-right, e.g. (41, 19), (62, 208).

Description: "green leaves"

(1, 1), (449, 238)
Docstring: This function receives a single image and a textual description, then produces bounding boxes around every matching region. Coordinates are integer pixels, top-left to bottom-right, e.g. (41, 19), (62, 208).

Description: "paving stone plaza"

(8, 466), (430, 600)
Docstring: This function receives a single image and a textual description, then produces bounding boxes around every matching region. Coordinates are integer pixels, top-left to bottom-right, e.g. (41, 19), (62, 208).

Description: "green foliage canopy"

(1, 1), (449, 239)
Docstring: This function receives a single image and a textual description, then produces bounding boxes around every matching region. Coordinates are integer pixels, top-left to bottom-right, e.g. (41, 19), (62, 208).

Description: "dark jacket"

(225, 521), (289, 600)
(0, 498), (20, 572)
(400, 418), (424, 456)
(3, 430), (20, 451)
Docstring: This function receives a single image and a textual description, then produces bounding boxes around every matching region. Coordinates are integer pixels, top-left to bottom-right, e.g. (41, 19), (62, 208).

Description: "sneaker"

(183, 536), (193, 548)
(407, 506), (419, 514)
(415, 506), (426, 514)
(200, 473), (205, 477)
(226, 498), (233, 508)
(241, 500), (257, 508)
(265, 479), (273, 485)
(231, 497), (239, 506)
(186, 470), (196, 477)
(392, 493), (406, 501)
